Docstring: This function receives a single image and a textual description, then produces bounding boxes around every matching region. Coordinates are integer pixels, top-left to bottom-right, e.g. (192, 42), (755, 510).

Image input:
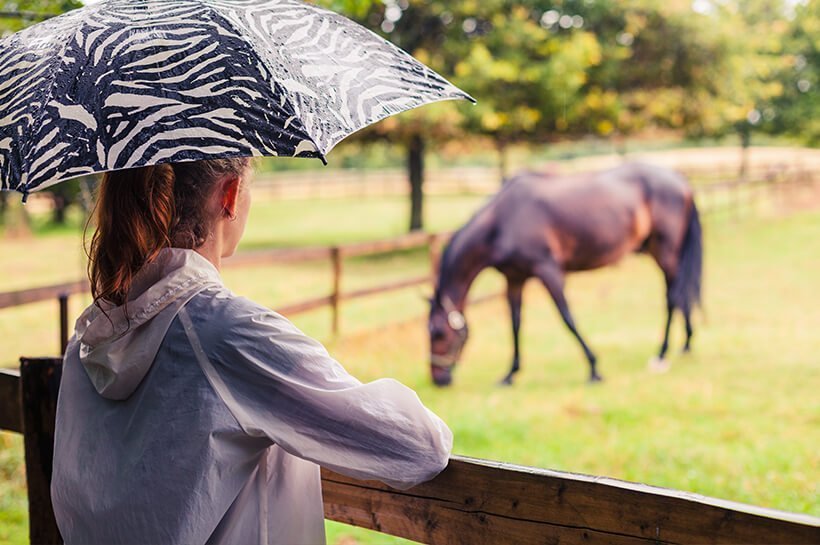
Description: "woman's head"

(88, 158), (252, 306)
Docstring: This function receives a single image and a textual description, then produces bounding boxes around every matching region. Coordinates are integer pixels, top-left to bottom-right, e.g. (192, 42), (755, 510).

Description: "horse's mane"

(435, 182), (516, 301)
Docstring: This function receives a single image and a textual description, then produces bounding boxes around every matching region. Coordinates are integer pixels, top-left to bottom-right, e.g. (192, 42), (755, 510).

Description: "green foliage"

(763, 0), (819, 145)
(452, 2), (603, 141)
(312, 0), (375, 19)
(0, 1), (82, 35)
(322, 0), (814, 146)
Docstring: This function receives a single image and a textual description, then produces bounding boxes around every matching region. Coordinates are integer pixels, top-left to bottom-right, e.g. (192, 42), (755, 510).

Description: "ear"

(220, 176), (241, 218)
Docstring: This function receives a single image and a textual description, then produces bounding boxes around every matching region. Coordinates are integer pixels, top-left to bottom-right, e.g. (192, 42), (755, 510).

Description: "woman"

(51, 159), (452, 545)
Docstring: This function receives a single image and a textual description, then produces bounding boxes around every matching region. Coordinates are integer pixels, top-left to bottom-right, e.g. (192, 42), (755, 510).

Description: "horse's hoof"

(498, 377), (514, 387)
(588, 374), (604, 384)
(681, 346), (692, 355)
(648, 356), (671, 373)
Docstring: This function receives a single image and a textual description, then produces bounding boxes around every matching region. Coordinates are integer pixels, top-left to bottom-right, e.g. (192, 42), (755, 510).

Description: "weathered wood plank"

(224, 245), (334, 267)
(341, 231), (444, 258)
(0, 281), (87, 310)
(322, 457), (820, 545)
(20, 358), (63, 545)
(275, 294), (335, 316)
(343, 275), (432, 300)
(0, 368), (22, 433)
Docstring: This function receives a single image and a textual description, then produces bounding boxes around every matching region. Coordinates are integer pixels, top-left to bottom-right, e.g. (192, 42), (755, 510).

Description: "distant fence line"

(18, 159), (818, 210)
(252, 166), (501, 199)
(692, 163), (817, 219)
(250, 160), (817, 201)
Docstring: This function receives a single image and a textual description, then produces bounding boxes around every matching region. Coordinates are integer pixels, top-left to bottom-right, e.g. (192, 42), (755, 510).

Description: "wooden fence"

(0, 231), (451, 356)
(691, 163), (817, 220)
(1, 359), (818, 544)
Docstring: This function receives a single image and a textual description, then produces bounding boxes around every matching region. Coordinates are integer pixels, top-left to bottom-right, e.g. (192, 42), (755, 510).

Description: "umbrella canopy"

(0, 0), (472, 196)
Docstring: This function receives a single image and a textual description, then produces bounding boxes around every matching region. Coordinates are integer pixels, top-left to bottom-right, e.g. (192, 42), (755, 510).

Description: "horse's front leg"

(534, 261), (602, 383)
(500, 279), (524, 386)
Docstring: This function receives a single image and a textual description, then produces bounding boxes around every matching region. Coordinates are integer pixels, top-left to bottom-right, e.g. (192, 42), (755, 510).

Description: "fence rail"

(0, 231), (451, 356)
(1, 361), (818, 545)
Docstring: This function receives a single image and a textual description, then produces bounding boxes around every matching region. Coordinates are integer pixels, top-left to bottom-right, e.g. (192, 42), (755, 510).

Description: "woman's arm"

(180, 299), (452, 490)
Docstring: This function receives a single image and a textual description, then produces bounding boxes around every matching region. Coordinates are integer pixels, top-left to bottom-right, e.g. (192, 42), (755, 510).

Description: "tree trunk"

(408, 133), (425, 232)
(739, 126), (751, 182)
(615, 134), (628, 159)
(52, 195), (67, 224)
(497, 140), (509, 183)
(0, 191), (7, 225)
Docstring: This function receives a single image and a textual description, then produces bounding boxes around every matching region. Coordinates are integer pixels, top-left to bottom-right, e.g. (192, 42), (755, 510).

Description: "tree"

(762, 0), (819, 145)
(451, 1), (602, 179)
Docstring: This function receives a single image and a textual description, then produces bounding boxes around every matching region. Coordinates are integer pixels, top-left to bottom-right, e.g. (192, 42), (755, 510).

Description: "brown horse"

(428, 162), (702, 386)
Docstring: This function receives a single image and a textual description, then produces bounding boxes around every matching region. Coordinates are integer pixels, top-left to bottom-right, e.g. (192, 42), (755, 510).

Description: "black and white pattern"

(0, 0), (472, 194)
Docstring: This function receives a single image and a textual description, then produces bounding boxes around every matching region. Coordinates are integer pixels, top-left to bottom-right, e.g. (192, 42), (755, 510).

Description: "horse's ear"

(418, 290), (434, 304)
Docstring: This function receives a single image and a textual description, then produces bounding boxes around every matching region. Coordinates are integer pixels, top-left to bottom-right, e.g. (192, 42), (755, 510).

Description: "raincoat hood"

(76, 248), (221, 400)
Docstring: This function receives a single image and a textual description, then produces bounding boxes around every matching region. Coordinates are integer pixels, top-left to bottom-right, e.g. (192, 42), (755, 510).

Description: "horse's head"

(428, 293), (469, 387)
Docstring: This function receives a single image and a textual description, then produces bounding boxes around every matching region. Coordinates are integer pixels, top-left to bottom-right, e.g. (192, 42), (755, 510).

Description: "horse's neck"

(437, 224), (493, 309)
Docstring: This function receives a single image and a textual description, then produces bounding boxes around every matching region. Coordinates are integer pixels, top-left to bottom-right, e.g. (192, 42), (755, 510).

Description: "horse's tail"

(669, 199), (703, 314)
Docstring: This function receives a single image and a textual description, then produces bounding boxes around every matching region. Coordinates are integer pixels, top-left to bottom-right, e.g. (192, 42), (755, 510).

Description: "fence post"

(331, 247), (342, 335)
(58, 294), (68, 356)
(732, 180), (740, 222)
(20, 357), (64, 545)
(428, 233), (442, 286)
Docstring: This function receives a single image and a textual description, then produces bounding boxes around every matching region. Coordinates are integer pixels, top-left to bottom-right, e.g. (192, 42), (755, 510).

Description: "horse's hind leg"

(650, 244), (678, 371)
(657, 300), (674, 360)
(534, 261), (602, 383)
(682, 308), (693, 353)
(500, 278), (524, 386)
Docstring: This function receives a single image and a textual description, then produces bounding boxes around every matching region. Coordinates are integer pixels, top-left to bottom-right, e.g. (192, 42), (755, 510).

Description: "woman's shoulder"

(184, 285), (298, 340)
(186, 285), (266, 318)
(182, 285), (336, 377)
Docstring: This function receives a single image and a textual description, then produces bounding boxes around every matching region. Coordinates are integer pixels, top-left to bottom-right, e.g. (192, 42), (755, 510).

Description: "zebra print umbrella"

(0, 0), (472, 197)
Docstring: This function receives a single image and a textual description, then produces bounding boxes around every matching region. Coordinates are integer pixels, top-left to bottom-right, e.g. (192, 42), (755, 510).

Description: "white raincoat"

(52, 248), (452, 545)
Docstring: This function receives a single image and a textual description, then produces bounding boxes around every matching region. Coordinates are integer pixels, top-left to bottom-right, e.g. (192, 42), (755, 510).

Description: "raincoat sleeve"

(191, 297), (452, 490)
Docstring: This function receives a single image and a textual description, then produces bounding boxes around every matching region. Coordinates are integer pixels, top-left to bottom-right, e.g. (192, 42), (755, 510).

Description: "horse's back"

(492, 164), (691, 270)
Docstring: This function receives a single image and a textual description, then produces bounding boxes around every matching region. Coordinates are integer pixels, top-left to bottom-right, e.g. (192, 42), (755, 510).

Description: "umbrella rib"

(19, 8), (90, 194)
(202, 1), (326, 163)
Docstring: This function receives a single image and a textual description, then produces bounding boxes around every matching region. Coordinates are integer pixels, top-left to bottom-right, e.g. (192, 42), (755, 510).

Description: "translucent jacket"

(52, 248), (452, 545)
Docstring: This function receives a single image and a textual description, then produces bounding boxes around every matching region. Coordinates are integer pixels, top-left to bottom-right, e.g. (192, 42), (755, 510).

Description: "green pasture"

(1, 193), (819, 545)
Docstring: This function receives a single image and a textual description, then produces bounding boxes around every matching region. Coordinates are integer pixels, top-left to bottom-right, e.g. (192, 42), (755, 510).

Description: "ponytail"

(88, 158), (250, 307)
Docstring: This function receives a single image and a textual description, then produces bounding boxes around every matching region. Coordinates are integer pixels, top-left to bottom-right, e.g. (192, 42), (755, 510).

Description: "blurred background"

(1, 1), (818, 544)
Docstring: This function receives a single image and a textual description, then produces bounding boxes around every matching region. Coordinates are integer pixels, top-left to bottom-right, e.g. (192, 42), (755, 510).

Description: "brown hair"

(87, 158), (250, 306)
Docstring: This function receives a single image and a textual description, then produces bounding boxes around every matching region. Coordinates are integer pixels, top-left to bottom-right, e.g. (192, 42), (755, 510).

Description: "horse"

(427, 162), (702, 387)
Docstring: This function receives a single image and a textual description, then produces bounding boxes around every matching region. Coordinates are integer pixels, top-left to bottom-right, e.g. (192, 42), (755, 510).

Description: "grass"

(322, 208), (820, 544)
(1, 192), (819, 544)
